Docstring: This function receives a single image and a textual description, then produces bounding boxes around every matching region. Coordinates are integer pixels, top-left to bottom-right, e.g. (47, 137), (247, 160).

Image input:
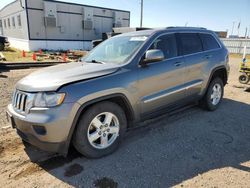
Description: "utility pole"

(248, 25), (250, 38)
(245, 27), (248, 39)
(140, 0), (143, 28)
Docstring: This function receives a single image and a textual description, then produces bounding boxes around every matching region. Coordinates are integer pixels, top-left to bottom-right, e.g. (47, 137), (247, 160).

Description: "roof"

(0, 0), (19, 12)
(0, 0), (130, 13)
(44, 0), (130, 13)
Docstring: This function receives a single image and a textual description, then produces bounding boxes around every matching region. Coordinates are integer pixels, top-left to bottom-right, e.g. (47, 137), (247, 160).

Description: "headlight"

(34, 92), (65, 107)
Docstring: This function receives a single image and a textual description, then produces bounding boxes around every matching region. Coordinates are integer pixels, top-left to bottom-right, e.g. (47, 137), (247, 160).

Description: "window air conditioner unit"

(45, 17), (57, 27)
(82, 20), (93, 30)
(114, 22), (122, 28)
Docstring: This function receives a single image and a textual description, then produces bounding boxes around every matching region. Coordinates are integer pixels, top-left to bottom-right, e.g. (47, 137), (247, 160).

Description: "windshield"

(83, 35), (148, 65)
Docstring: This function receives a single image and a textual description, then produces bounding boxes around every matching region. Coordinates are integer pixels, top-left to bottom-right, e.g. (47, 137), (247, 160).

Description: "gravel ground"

(0, 58), (249, 188)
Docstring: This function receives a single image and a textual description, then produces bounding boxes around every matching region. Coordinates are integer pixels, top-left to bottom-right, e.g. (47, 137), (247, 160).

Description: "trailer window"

(12, 17), (15, 28)
(17, 15), (22, 27)
(4, 19), (7, 28)
(7, 18), (11, 28)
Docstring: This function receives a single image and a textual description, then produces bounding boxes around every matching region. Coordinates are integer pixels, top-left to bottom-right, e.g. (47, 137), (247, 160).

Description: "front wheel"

(200, 78), (224, 111)
(73, 101), (127, 158)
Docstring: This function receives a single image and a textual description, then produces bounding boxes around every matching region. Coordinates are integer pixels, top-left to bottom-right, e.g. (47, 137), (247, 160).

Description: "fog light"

(32, 125), (46, 135)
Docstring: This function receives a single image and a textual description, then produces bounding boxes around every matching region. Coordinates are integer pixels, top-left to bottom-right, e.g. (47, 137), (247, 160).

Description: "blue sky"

(1, 0), (249, 36)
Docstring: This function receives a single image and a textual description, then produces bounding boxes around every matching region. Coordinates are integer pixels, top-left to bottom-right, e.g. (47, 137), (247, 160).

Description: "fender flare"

(63, 93), (134, 156)
(204, 65), (228, 94)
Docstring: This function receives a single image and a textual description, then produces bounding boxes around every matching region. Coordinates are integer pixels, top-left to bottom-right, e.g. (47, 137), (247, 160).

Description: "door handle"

(174, 62), (183, 67)
(205, 54), (212, 59)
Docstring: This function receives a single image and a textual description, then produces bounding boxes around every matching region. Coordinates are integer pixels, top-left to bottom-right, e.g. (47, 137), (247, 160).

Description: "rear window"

(179, 33), (203, 55)
(200, 33), (220, 51)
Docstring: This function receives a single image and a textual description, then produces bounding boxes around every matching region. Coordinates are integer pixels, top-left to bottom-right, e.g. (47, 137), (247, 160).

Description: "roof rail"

(166, 26), (207, 30)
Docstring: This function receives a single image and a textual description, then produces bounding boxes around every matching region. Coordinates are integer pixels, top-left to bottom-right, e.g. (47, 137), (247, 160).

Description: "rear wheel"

(73, 101), (127, 158)
(200, 78), (224, 111)
(239, 74), (250, 84)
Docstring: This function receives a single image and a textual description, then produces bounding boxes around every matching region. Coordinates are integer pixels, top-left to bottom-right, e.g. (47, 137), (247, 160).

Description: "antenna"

(140, 0), (143, 27)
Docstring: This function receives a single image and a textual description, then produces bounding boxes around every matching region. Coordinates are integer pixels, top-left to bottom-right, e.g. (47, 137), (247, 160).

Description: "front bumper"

(6, 102), (80, 154)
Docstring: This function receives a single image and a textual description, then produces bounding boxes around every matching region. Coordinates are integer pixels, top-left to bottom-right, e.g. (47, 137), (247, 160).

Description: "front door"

(138, 33), (186, 115)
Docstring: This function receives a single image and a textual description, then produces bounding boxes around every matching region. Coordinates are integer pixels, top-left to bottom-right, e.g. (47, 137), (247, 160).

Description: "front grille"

(12, 90), (35, 114)
(13, 91), (28, 113)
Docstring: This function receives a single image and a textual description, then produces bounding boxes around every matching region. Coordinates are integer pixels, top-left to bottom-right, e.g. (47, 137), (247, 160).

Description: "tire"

(200, 77), (224, 111)
(239, 74), (250, 84)
(73, 101), (127, 158)
(0, 43), (4, 51)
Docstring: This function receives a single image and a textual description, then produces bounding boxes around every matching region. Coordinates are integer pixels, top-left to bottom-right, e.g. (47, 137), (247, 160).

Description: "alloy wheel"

(87, 112), (120, 149)
(210, 83), (222, 105)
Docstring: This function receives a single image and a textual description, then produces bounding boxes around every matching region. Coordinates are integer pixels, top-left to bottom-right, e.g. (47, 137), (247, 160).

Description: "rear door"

(138, 33), (186, 115)
(177, 33), (206, 97)
(199, 33), (222, 66)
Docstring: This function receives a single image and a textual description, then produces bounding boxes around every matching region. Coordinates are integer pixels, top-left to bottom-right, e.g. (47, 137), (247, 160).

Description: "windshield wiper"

(86, 60), (105, 64)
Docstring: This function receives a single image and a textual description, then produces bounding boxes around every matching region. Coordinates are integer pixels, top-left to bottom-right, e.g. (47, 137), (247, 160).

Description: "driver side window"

(149, 34), (178, 59)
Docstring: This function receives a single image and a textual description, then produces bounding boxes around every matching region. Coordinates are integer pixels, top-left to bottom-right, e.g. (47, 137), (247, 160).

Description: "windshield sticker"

(130, 36), (148, 41)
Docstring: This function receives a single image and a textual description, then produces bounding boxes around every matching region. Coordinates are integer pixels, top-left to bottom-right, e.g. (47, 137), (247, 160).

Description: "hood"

(16, 62), (120, 92)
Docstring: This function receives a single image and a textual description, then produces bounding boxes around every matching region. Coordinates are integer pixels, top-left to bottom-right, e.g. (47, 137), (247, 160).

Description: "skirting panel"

(8, 38), (92, 51)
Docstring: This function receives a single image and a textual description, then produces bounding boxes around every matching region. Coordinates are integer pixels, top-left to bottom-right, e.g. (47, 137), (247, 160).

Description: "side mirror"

(141, 49), (165, 66)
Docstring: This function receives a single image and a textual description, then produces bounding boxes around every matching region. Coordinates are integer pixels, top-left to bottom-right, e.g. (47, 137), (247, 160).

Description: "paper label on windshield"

(130, 36), (148, 41)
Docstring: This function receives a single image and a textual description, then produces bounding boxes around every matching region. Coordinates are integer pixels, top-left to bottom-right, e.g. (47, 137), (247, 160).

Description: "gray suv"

(7, 27), (229, 158)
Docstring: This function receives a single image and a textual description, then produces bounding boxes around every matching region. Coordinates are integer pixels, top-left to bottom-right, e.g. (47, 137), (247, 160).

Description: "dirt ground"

(0, 57), (249, 188)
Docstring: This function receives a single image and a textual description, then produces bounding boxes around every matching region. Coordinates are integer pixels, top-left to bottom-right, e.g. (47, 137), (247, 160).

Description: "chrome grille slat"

(16, 93), (21, 108)
(23, 95), (27, 111)
(18, 94), (22, 109)
(20, 95), (25, 111)
(13, 92), (17, 107)
(13, 90), (29, 114)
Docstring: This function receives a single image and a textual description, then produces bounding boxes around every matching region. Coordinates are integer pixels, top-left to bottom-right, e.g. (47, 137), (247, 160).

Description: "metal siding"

(0, 0), (130, 42)
(0, 0), (29, 39)
(27, 0), (130, 41)
(221, 38), (250, 54)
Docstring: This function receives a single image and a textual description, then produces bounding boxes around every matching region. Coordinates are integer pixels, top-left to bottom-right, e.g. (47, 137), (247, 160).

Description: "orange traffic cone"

(22, 50), (26, 57)
(32, 53), (37, 61)
(63, 53), (67, 62)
